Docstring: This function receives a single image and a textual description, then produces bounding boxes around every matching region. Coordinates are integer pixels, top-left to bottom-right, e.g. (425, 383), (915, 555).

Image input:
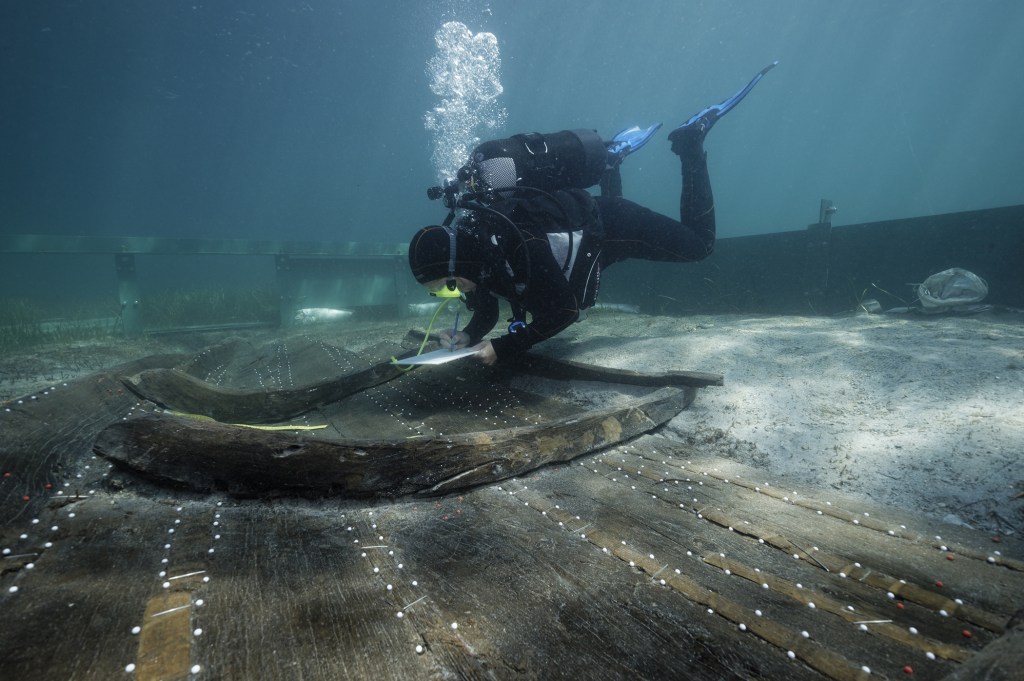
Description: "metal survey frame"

(0, 234), (412, 336)
(5, 200), (1022, 335)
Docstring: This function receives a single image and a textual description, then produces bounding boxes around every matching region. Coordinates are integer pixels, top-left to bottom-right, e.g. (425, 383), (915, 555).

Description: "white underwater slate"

(393, 346), (482, 366)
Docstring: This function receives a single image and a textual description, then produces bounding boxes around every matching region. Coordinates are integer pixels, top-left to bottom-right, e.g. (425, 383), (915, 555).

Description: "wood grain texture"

(512, 351), (725, 387)
(3, 334), (1022, 680)
(121, 355), (416, 424)
(0, 353), (185, 524)
(93, 386), (696, 497)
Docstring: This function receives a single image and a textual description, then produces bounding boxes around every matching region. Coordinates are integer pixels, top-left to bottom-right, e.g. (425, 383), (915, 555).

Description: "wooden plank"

(0, 493), (203, 680)
(2, 441), (1021, 680)
(4, 332), (1022, 680)
(518, 471), (912, 677)
(512, 352), (725, 387)
(552, 436), (1024, 679)
(92, 386), (695, 497)
(618, 437), (1024, 620)
(185, 502), (435, 680)
(0, 353), (185, 524)
(367, 481), (823, 680)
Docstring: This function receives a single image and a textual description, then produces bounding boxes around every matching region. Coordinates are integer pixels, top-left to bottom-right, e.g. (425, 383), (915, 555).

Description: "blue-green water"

(2, 1), (1023, 294)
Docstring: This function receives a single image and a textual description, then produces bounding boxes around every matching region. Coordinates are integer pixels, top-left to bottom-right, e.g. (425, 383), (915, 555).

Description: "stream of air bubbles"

(424, 21), (507, 183)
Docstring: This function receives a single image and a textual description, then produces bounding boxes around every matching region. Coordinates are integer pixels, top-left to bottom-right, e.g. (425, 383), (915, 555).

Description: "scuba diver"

(408, 63), (777, 365)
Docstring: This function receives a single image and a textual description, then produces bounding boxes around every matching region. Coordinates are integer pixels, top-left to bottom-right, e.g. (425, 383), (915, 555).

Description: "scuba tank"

(425, 129), (609, 331)
(465, 129), (608, 193)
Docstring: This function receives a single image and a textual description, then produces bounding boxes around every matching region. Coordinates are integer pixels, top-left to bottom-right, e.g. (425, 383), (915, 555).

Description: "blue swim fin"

(607, 123), (663, 166)
(671, 61), (778, 146)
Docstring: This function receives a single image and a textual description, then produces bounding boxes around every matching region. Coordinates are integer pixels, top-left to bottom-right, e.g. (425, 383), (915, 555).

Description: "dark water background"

(2, 0), (1022, 300)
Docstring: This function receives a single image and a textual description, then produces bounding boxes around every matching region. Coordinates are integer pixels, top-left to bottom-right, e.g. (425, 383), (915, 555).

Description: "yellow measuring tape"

(168, 410), (327, 431)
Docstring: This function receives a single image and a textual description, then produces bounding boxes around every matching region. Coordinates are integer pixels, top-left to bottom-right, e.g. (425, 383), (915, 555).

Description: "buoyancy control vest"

(434, 129), (613, 320)
(475, 186), (604, 315)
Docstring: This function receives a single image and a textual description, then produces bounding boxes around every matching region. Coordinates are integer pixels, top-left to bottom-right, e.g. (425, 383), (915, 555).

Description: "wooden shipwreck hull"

(96, 334), (711, 497)
(1, 330), (1022, 681)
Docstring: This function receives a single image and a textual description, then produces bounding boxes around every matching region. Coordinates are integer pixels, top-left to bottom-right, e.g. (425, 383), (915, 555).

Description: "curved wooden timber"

(513, 352), (725, 387)
(94, 385), (696, 498)
(120, 352), (418, 424)
(120, 349), (723, 425)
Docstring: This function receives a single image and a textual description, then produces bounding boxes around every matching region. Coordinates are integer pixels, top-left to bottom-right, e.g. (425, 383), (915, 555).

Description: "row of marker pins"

(124, 500), (218, 676)
(2, 380), (100, 507)
(565, 453), (954, 674)
(353, 510), (434, 656)
(315, 338), (359, 376)
(509, 466), (897, 675)
(2, 405), (121, 594)
(1, 495), (75, 595)
(2, 379), (70, 413)
(589, 447), (981, 667)
(275, 341), (295, 388)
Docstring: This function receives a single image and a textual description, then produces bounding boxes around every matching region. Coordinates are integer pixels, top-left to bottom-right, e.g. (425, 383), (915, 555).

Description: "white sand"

(541, 310), (1024, 536)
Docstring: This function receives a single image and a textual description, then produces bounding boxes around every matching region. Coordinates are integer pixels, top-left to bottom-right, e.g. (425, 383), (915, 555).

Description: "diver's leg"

(595, 192), (712, 265)
(597, 64), (779, 270)
(657, 61), (779, 255)
(672, 133), (716, 257)
(599, 166), (623, 199)
(595, 125), (714, 265)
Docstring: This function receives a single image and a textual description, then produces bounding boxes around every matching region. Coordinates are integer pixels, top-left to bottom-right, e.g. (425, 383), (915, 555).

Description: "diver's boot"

(668, 118), (711, 157)
(669, 61), (778, 156)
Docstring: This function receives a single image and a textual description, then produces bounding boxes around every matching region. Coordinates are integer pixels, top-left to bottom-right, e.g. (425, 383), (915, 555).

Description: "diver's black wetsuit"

(461, 146), (714, 360)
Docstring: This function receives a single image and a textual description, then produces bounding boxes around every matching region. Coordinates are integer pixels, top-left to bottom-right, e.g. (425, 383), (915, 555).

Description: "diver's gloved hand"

(439, 329), (471, 350)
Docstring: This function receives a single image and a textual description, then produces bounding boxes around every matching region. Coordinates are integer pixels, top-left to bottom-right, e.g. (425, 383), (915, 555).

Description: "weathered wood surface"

(4, 434), (1021, 680)
(0, 494), (206, 681)
(4, 332), (1023, 680)
(93, 386), (696, 497)
(122, 337), (723, 425)
(940, 615), (1024, 681)
(122, 354), (417, 424)
(0, 353), (185, 524)
(513, 351), (725, 387)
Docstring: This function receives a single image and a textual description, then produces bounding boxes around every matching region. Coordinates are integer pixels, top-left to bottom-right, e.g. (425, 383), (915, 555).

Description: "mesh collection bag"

(917, 268), (989, 313)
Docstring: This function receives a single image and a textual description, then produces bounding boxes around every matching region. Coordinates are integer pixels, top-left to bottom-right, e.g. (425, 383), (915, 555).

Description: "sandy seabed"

(2, 310), (1021, 536)
(548, 310), (1024, 537)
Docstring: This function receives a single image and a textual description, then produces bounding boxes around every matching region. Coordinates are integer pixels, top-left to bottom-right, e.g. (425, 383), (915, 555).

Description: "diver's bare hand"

(439, 330), (471, 350)
(473, 341), (497, 366)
